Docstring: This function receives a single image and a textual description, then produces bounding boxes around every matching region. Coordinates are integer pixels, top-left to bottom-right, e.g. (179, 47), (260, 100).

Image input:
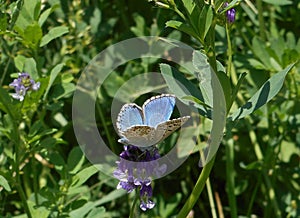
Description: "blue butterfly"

(116, 94), (190, 147)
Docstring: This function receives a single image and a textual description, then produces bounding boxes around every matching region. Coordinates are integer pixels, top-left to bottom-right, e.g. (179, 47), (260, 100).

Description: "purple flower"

(9, 72), (40, 101)
(224, 2), (236, 23)
(113, 145), (166, 211)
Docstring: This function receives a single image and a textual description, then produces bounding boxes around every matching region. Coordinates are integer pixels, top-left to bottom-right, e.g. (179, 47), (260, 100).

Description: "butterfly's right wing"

(116, 103), (143, 135)
(143, 94), (176, 127)
(154, 116), (190, 142)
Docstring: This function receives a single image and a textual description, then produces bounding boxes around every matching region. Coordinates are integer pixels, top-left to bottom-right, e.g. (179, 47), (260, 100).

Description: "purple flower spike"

(9, 72), (40, 101)
(113, 145), (165, 211)
(224, 2), (236, 23)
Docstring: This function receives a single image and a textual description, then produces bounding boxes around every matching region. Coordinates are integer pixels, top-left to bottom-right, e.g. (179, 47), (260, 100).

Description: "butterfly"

(116, 94), (190, 147)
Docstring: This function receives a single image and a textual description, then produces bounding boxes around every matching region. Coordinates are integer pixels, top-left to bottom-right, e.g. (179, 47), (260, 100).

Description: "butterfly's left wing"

(117, 103), (143, 135)
(143, 94), (176, 127)
(118, 125), (158, 147)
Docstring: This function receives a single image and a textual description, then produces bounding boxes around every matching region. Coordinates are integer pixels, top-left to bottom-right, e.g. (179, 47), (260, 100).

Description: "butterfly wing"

(116, 103), (143, 135)
(154, 116), (190, 143)
(118, 125), (157, 147)
(143, 94), (176, 127)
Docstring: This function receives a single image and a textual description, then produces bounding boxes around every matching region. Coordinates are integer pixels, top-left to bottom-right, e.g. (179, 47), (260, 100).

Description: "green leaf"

(158, 193), (182, 217)
(9, 0), (24, 29)
(0, 12), (8, 32)
(28, 200), (50, 218)
(90, 8), (101, 34)
(198, 4), (213, 40)
(67, 147), (85, 174)
(51, 82), (76, 100)
(239, 161), (263, 170)
(181, 0), (197, 16)
(28, 128), (57, 144)
(0, 175), (11, 192)
(69, 202), (95, 218)
(130, 13), (146, 36)
(14, 55), (27, 72)
(86, 207), (106, 218)
(166, 20), (198, 40)
(94, 189), (127, 206)
(279, 140), (299, 162)
(40, 137), (66, 149)
(230, 72), (247, 108)
(13, 0), (38, 30)
(40, 26), (69, 47)
(28, 120), (43, 137)
(176, 125), (201, 158)
(262, 0), (292, 5)
(229, 63), (295, 121)
(49, 152), (65, 171)
(234, 180), (248, 195)
(160, 63), (210, 117)
(0, 86), (20, 121)
(192, 50), (231, 111)
(252, 36), (277, 70)
(22, 22), (43, 49)
(23, 57), (39, 79)
(220, 0), (241, 14)
(193, 50), (213, 107)
(38, 4), (59, 27)
(71, 166), (98, 188)
(43, 63), (65, 100)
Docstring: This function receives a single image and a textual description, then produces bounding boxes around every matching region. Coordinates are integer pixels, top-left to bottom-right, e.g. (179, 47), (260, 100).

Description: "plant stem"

(15, 141), (32, 218)
(256, 0), (266, 41)
(129, 190), (139, 218)
(96, 102), (116, 153)
(225, 23), (237, 86)
(225, 137), (237, 218)
(177, 155), (216, 218)
(205, 22), (218, 74)
(206, 178), (217, 218)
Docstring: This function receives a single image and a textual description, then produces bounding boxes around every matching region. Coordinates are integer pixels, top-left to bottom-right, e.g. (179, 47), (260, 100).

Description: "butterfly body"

(116, 94), (190, 147)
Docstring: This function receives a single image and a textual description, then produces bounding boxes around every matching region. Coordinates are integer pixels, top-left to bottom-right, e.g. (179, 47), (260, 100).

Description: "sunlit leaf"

(0, 175), (11, 192)
(166, 20), (199, 40)
(40, 26), (69, 47)
(229, 63), (295, 121)
(43, 63), (65, 100)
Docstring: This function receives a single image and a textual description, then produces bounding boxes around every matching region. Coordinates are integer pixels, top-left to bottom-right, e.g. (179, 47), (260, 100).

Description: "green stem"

(205, 22), (218, 74)
(129, 190), (139, 218)
(32, 157), (39, 205)
(256, 0), (266, 41)
(96, 102), (116, 153)
(206, 178), (217, 218)
(225, 137), (237, 218)
(15, 141), (32, 218)
(177, 155), (216, 218)
(173, 7), (186, 21)
(225, 23), (237, 86)
(246, 175), (261, 216)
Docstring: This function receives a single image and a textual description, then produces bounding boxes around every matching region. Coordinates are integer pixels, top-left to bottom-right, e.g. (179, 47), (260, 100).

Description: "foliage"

(0, 0), (299, 217)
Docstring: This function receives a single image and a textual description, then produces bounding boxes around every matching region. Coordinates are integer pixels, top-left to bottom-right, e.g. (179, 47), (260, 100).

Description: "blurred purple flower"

(113, 145), (166, 211)
(139, 183), (155, 211)
(9, 72), (40, 101)
(224, 2), (236, 23)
